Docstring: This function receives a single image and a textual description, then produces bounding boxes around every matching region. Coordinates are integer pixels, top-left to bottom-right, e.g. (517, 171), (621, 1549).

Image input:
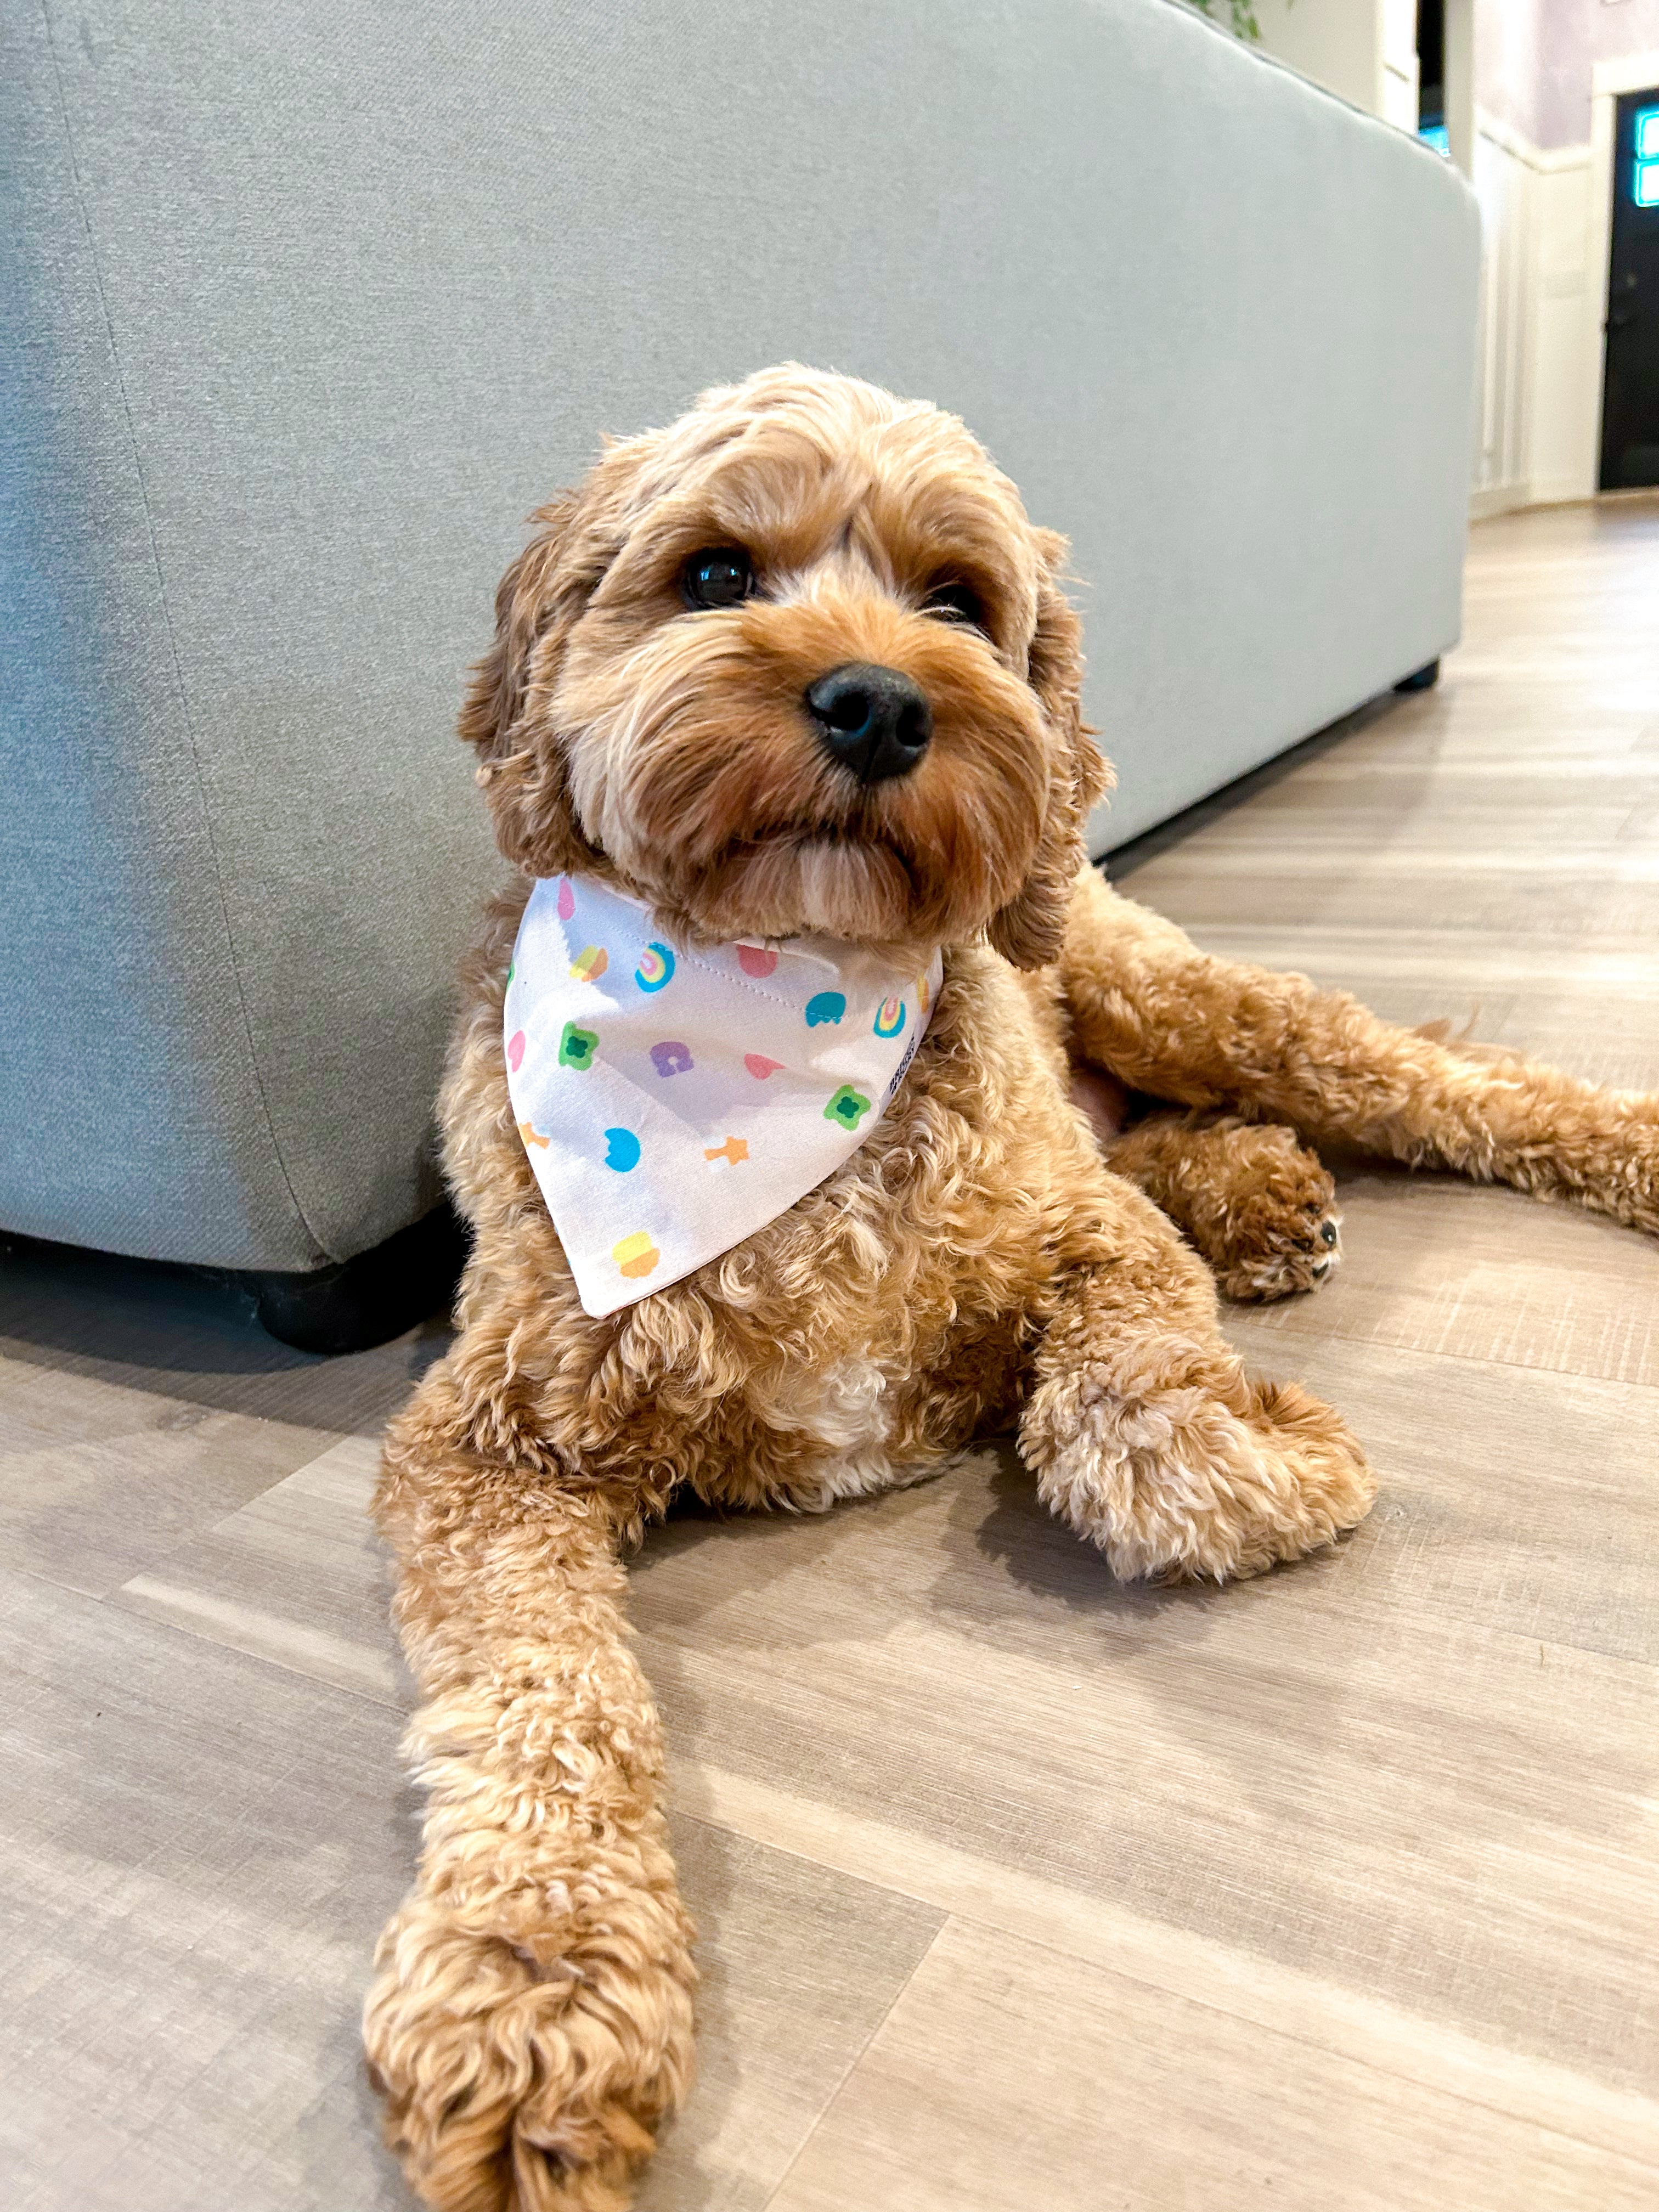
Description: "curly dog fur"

(363, 366), (1659, 2210)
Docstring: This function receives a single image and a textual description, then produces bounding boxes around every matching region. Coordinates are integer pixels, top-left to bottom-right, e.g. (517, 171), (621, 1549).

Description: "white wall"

(1250, 0), (1419, 126)
(1476, 0), (1659, 147)
(1469, 6), (1659, 512)
(1471, 115), (1531, 512)
(1526, 148), (1598, 501)
(1469, 109), (1598, 516)
(1533, 0), (1659, 147)
(1381, 0), (1421, 127)
(1250, 3), (1651, 513)
(1252, 0), (1384, 114)
(1474, 0), (1553, 144)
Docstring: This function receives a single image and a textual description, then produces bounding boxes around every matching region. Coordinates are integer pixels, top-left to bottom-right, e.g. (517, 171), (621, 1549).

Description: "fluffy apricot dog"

(364, 365), (1659, 2210)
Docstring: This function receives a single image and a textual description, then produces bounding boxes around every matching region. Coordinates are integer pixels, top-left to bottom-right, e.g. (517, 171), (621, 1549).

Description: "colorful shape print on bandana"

(558, 1022), (599, 1070)
(825, 1083), (872, 1130)
(613, 1230), (659, 1279)
(635, 943), (675, 993)
(504, 872), (944, 1318)
(603, 1127), (641, 1172)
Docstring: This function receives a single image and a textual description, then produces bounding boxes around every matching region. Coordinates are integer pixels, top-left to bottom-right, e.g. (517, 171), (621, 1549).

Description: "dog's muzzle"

(804, 662), (933, 785)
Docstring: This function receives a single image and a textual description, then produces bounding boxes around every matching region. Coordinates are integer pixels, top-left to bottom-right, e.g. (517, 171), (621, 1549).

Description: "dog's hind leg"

(1066, 1051), (1341, 1299)
(1018, 1133), (1374, 1583)
(362, 1362), (695, 2212)
(1059, 863), (1659, 1238)
(1101, 1110), (1341, 1301)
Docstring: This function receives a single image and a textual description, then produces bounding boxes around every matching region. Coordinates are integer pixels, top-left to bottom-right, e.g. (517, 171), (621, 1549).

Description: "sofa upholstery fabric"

(1, 0), (1479, 1271)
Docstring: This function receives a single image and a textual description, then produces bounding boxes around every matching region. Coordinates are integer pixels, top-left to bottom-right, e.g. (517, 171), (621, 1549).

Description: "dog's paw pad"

(1221, 1206), (1342, 1302)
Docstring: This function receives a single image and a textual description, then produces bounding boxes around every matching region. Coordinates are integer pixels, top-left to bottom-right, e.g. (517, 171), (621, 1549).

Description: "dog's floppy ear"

(985, 531), (1112, 970)
(460, 490), (605, 876)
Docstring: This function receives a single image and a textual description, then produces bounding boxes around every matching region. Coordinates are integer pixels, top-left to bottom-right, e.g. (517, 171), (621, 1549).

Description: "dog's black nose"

(804, 663), (932, 785)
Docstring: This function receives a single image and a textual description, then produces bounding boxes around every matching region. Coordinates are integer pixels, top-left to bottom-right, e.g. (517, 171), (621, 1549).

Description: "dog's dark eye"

(682, 547), (755, 610)
(923, 581), (985, 630)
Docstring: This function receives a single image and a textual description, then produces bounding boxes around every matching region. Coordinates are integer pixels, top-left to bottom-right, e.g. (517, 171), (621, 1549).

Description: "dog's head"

(462, 365), (1110, 966)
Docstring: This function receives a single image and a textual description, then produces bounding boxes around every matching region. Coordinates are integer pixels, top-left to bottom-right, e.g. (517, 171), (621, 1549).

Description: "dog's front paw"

(1020, 1338), (1374, 1583)
(364, 1880), (695, 2212)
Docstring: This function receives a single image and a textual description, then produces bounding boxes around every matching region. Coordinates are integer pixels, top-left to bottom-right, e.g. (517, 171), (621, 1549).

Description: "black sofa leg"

(247, 1200), (470, 1355)
(1393, 658), (1440, 693)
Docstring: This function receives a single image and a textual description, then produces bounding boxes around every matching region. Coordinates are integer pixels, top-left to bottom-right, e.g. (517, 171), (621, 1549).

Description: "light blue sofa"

(1, 0), (1479, 1337)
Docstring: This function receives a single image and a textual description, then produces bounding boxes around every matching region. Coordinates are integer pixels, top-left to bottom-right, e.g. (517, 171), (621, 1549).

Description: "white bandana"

(504, 874), (943, 1317)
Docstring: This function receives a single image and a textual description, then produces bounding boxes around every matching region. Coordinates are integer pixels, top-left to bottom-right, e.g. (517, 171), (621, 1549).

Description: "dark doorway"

(1600, 87), (1659, 490)
(1418, 0), (1445, 145)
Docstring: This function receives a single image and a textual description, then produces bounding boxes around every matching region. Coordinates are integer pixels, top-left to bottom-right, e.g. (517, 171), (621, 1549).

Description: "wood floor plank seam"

(758, 1912), (964, 2212)
(1228, 1318), (1659, 1374)
(765, 1911), (1659, 2211)
(112, 1571), (404, 1709)
(1230, 1318), (1659, 1391)
(761, 1916), (1659, 2212)
(1223, 1269), (1659, 1391)
(22, 1535), (409, 1716)
(923, 1908), (1659, 2180)
(674, 1763), (1659, 2172)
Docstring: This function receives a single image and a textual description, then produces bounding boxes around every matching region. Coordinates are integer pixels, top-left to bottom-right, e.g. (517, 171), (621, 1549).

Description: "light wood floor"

(4, 498), (1658, 2211)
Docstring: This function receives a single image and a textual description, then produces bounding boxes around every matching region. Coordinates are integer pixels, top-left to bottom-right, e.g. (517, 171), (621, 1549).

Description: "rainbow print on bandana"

(873, 994), (905, 1038)
(570, 945), (609, 983)
(635, 943), (675, 993)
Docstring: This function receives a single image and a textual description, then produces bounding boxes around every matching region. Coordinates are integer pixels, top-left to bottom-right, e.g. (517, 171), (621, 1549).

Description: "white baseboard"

(1470, 482), (1529, 521)
(1470, 477), (1597, 522)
